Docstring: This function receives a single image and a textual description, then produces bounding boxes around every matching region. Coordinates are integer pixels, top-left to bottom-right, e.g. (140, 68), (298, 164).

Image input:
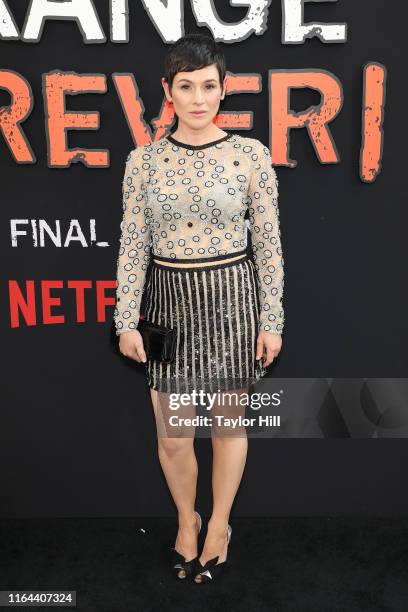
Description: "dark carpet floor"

(1, 517), (407, 611)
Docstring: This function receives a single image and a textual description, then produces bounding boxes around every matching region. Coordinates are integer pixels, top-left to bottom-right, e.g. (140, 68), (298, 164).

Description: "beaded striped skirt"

(142, 249), (266, 394)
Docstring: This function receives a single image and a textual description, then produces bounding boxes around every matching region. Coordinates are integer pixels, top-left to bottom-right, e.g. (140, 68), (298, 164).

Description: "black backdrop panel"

(1, 1), (407, 516)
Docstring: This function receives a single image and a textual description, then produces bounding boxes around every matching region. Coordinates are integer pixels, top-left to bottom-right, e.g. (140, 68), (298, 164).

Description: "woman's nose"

(192, 90), (205, 103)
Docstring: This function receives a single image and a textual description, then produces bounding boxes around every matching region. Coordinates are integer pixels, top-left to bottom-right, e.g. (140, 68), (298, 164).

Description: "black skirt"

(143, 249), (267, 394)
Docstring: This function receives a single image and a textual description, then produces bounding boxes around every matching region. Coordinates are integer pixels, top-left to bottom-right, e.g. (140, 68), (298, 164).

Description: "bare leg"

(150, 388), (200, 576)
(194, 387), (249, 582)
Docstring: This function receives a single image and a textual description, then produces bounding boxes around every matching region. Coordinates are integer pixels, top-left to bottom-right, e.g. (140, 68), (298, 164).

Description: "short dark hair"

(164, 33), (226, 92)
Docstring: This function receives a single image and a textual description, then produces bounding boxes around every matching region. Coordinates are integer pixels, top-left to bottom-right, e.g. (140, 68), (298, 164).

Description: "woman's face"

(162, 64), (226, 130)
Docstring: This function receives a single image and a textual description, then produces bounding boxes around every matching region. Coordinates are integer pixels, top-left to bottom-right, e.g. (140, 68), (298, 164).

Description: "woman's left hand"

(256, 331), (282, 367)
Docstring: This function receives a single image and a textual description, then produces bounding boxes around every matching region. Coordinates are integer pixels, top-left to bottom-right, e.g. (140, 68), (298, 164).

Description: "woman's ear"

(221, 75), (228, 100)
(161, 77), (172, 103)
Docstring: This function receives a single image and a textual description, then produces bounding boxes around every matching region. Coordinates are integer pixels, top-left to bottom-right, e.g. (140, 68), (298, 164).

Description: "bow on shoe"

(194, 555), (226, 582)
(171, 547), (198, 578)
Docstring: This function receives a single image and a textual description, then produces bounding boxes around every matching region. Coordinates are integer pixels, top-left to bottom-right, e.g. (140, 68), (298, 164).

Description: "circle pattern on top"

(114, 131), (285, 335)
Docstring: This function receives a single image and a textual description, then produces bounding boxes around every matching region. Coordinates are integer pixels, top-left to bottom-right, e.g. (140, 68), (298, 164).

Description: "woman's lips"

(191, 111), (206, 115)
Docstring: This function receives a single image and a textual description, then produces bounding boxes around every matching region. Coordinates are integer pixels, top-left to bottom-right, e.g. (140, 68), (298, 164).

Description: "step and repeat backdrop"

(2, 1), (407, 516)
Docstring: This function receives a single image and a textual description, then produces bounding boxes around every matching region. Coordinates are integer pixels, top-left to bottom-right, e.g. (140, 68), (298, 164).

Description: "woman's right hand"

(118, 330), (147, 363)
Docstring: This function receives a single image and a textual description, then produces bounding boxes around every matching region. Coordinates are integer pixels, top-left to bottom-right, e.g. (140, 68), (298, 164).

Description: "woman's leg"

(195, 387), (249, 580)
(150, 388), (200, 564)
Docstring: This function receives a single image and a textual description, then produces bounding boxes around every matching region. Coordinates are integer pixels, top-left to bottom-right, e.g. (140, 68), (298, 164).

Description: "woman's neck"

(170, 125), (228, 147)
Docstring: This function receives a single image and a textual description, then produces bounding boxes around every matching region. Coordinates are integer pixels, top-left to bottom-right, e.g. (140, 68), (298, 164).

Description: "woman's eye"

(180, 84), (216, 90)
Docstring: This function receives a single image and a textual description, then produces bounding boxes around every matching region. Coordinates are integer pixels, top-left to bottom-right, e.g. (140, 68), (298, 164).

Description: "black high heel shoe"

(194, 523), (232, 584)
(171, 511), (202, 579)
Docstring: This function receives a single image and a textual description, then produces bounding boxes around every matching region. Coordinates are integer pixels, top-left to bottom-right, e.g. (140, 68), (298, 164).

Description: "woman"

(113, 33), (285, 583)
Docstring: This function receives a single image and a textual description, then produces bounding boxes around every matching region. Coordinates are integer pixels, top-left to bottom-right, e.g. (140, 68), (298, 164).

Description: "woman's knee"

(157, 436), (194, 456)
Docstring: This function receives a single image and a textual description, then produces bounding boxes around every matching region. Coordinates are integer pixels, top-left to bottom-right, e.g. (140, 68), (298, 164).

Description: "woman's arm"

(247, 140), (285, 336)
(114, 146), (152, 336)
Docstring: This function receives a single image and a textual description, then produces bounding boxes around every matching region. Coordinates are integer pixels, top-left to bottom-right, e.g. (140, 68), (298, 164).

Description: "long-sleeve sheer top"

(114, 131), (285, 336)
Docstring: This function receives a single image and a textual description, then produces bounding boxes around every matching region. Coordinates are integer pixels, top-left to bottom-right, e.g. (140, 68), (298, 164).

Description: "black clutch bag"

(136, 318), (177, 363)
(110, 317), (176, 363)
